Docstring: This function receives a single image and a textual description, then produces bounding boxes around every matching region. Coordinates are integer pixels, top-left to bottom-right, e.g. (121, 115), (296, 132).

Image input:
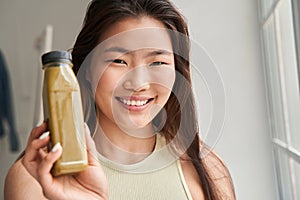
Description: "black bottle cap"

(41, 50), (72, 65)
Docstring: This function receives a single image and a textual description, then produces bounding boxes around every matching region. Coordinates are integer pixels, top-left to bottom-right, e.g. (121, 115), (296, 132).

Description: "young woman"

(4, 0), (235, 199)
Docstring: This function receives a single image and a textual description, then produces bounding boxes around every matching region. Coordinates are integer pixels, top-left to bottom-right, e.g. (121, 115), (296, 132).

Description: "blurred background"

(1, 0), (299, 199)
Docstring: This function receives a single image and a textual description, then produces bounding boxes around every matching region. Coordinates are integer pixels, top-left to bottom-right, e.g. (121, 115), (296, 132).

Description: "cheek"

(96, 69), (121, 95)
(156, 84), (173, 103)
(94, 69), (123, 112)
(155, 68), (175, 105)
(149, 67), (175, 92)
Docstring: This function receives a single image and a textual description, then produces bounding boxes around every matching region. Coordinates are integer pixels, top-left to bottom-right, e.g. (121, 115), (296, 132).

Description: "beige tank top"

(97, 134), (193, 200)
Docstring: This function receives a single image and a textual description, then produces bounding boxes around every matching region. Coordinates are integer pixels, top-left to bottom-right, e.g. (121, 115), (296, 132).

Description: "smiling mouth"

(115, 97), (154, 107)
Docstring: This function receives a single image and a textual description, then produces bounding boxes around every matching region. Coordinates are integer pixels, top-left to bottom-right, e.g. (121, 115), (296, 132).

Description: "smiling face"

(93, 16), (175, 137)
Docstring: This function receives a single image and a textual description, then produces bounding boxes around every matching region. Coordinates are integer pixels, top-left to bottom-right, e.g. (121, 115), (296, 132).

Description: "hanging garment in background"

(0, 49), (19, 152)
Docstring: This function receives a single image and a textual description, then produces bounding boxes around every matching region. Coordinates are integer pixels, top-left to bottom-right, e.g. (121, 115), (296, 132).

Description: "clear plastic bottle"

(42, 50), (88, 176)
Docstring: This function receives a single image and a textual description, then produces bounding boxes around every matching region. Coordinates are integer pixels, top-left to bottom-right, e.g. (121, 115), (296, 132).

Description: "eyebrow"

(146, 50), (172, 57)
(104, 46), (130, 53)
(104, 46), (173, 57)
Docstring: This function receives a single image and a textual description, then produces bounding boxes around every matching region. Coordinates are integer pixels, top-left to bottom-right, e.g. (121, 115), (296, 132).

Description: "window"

(259, 0), (300, 199)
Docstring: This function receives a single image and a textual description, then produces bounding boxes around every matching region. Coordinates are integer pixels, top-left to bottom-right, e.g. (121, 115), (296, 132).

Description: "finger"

(24, 131), (50, 162)
(38, 143), (62, 187)
(84, 123), (100, 166)
(27, 122), (48, 146)
(38, 148), (48, 159)
(22, 131), (50, 178)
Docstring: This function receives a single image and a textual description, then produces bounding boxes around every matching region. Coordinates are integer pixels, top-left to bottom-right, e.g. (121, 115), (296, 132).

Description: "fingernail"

(51, 142), (61, 152)
(39, 131), (50, 140)
(84, 123), (90, 132)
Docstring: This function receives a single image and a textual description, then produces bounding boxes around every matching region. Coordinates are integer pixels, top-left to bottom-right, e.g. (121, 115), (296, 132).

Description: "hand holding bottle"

(22, 122), (109, 200)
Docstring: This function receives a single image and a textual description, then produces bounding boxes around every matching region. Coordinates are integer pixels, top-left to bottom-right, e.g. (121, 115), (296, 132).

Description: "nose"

(123, 81), (150, 92)
(122, 66), (150, 92)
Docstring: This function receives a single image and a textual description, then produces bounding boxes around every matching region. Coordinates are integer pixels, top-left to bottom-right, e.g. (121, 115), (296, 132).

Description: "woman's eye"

(112, 59), (127, 65)
(150, 61), (167, 66)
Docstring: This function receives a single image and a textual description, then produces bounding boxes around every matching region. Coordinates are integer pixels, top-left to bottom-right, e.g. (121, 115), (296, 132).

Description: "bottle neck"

(43, 61), (73, 69)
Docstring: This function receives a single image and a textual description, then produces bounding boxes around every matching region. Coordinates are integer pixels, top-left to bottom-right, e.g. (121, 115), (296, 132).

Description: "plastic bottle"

(42, 50), (88, 176)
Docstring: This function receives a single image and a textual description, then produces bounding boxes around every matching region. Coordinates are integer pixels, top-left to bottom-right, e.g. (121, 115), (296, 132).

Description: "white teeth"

(132, 101), (137, 106)
(120, 98), (148, 106)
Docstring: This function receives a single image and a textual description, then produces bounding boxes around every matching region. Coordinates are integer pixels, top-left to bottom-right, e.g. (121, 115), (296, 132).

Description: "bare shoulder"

(180, 157), (205, 200)
(180, 145), (235, 200)
(202, 148), (236, 199)
(4, 158), (47, 200)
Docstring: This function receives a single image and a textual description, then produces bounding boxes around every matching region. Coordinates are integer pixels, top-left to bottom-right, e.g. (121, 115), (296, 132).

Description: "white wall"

(0, 0), (277, 199)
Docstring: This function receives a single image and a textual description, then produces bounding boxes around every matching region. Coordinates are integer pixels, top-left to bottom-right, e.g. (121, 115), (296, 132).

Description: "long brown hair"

(72, 0), (233, 199)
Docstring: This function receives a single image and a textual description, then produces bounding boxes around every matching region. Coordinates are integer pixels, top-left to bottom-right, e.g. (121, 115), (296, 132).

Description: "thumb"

(84, 123), (100, 166)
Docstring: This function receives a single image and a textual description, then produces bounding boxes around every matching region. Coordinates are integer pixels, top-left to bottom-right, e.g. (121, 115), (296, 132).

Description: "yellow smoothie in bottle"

(42, 50), (88, 176)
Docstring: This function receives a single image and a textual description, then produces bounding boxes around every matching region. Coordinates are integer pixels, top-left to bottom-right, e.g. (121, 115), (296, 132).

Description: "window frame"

(258, 0), (300, 199)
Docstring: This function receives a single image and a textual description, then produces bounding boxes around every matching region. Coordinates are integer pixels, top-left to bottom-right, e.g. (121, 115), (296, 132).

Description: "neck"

(93, 117), (156, 164)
